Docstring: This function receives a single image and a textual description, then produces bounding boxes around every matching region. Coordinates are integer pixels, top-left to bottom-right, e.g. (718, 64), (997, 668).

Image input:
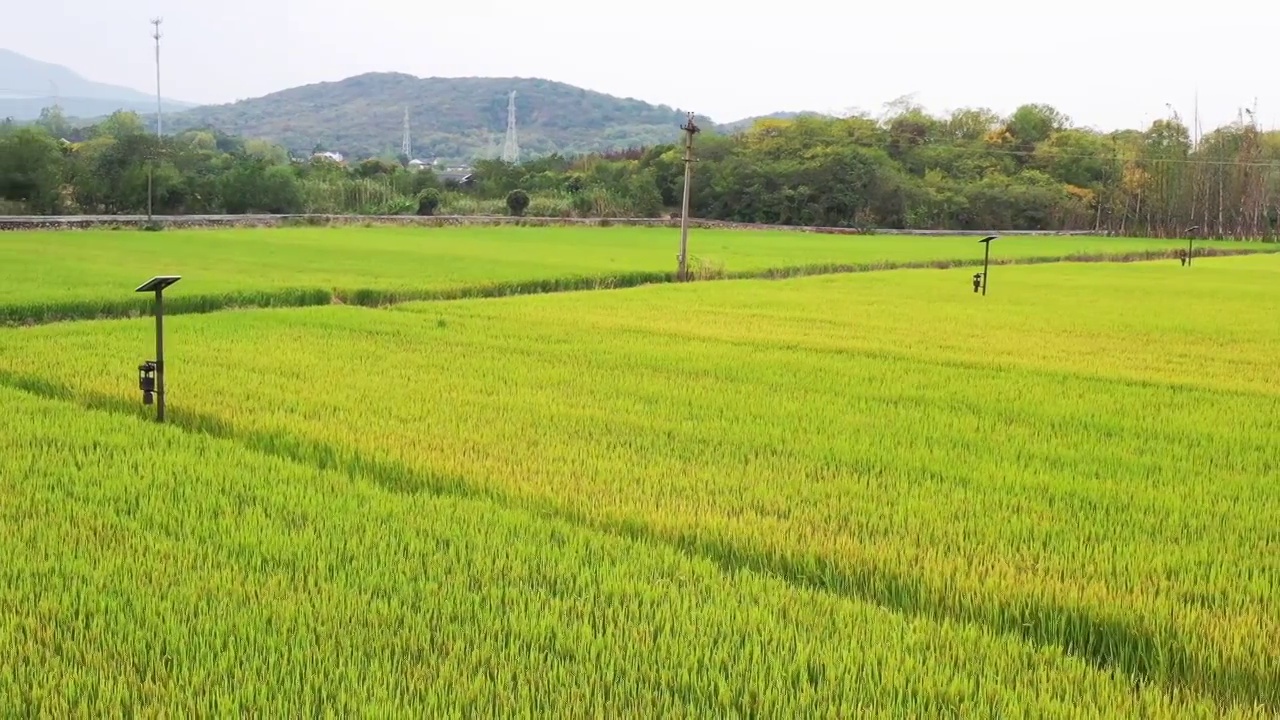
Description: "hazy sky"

(3, 0), (1276, 131)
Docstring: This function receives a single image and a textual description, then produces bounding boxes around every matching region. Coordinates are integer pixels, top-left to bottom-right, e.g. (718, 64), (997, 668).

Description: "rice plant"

(2, 387), (1247, 715)
(1, 256), (1276, 712)
(2, 226), (1274, 325)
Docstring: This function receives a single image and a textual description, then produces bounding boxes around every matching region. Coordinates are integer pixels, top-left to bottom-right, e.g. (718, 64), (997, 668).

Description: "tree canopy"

(5, 102), (1280, 239)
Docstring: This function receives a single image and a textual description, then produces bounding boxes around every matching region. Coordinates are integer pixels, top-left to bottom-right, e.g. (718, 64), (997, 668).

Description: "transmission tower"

(402, 107), (412, 159)
(501, 91), (520, 163)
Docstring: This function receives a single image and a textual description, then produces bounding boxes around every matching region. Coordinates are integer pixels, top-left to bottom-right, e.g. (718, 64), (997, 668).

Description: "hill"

(0, 49), (196, 121)
(165, 73), (717, 162)
(716, 111), (835, 135)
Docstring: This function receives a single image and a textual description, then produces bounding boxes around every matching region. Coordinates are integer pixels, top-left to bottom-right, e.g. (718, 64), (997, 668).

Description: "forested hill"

(165, 73), (718, 162)
(715, 111), (834, 135)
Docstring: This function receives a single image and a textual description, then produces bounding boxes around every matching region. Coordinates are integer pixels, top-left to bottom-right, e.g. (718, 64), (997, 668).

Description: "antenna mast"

(402, 107), (412, 159)
(146, 17), (164, 223)
(151, 17), (163, 137)
(501, 91), (520, 163)
(1193, 89), (1201, 150)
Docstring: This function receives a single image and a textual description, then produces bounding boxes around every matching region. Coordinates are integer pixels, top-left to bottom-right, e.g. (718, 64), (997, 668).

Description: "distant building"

(438, 166), (475, 186)
(311, 150), (345, 164)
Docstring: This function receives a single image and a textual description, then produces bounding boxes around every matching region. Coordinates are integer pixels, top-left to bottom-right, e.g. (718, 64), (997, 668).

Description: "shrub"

(506, 189), (530, 217)
(417, 189), (442, 216)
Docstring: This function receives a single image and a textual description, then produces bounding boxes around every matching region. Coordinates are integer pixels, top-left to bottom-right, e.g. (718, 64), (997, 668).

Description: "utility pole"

(148, 18), (163, 222)
(677, 112), (700, 282)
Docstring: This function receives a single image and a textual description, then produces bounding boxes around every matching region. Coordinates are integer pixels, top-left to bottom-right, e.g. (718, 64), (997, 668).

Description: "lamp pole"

(135, 276), (181, 422)
(979, 235), (997, 296)
(154, 288), (165, 421)
(1184, 225), (1199, 267)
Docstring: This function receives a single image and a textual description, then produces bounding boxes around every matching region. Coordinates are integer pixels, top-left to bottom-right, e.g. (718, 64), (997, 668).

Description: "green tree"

(0, 126), (64, 213)
(35, 105), (72, 139)
(1002, 104), (1070, 162)
(1033, 129), (1111, 189)
(945, 108), (1001, 142)
(91, 111), (147, 141)
(219, 157), (304, 214)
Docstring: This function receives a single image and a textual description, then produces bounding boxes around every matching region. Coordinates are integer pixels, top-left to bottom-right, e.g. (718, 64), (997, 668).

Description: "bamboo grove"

(4, 102), (1280, 238)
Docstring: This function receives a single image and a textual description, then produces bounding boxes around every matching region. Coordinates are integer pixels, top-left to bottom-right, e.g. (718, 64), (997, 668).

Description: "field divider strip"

(0, 367), (1274, 712)
(0, 287), (335, 328)
(5, 246), (1277, 328)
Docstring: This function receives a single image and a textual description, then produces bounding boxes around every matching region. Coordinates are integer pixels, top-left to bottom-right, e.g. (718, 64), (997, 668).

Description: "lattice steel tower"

(402, 107), (412, 158)
(501, 91), (520, 163)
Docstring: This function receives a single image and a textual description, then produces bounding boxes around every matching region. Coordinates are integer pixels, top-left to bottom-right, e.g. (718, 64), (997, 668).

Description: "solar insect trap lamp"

(135, 275), (181, 422)
(1182, 226), (1200, 267)
(973, 236), (998, 295)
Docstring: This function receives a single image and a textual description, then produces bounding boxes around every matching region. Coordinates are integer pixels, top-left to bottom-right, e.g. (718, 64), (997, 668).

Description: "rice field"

(0, 225), (1271, 324)
(0, 228), (1277, 715)
(3, 385), (1242, 717)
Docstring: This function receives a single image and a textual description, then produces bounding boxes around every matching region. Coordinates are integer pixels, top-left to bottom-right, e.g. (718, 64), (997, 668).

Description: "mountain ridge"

(0, 49), (197, 120)
(2, 49), (818, 161)
(162, 71), (726, 162)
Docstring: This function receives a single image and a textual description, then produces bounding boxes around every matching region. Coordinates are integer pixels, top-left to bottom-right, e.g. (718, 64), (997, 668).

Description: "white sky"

(2, 0), (1274, 131)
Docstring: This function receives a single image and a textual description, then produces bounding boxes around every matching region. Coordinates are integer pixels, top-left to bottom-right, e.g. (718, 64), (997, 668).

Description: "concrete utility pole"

(677, 112), (700, 282)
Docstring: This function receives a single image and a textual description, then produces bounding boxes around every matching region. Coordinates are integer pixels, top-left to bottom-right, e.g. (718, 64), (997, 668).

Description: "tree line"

(4, 101), (1280, 239)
